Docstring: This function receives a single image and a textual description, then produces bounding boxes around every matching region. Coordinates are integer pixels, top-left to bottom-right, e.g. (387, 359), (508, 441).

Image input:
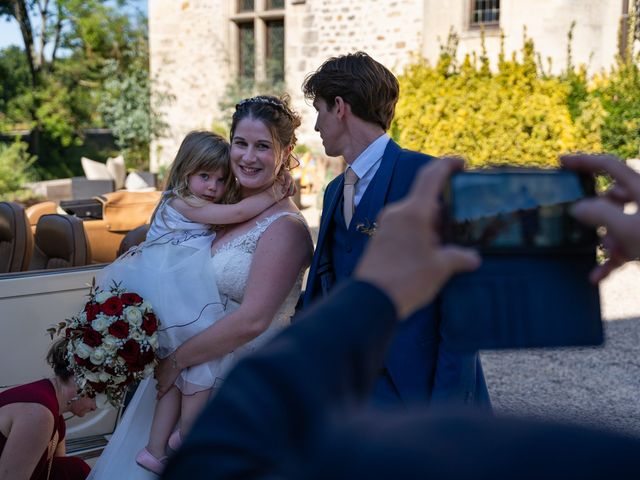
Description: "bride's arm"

(156, 215), (313, 395)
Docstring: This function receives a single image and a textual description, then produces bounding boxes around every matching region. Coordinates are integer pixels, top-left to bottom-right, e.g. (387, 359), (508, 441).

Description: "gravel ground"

(482, 262), (640, 436)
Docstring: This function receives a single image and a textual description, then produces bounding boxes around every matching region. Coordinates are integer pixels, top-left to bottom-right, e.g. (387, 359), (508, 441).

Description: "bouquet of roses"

(50, 279), (160, 408)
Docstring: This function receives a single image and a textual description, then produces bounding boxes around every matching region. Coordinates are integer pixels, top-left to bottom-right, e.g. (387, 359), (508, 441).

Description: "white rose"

(112, 374), (128, 385)
(90, 347), (107, 365)
(91, 314), (111, 332)
(102, 335), (120, 354)
(131, 329), (145, 342)
(95, 393), (110, 409)
(94, 291), (112, 303)
(75, 341), (93, 359)
(84, 371), (99, 382)
(124, 306), (143, 327)
(98, 372), (111, 383)
(140, 301), (152, 312)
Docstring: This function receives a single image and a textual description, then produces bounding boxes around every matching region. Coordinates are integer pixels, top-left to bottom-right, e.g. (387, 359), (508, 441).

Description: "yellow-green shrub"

(394, 37), (604, 168)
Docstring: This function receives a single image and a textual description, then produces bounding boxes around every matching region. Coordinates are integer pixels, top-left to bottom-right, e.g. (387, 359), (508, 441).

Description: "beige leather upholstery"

(0, 201), (34, 273)
(25, 201), (58, 233)
(30, 214), (91, 270)
(83, 221), (127, 263)
(86, 191), (160, 263)
(117, 224), (150, 257)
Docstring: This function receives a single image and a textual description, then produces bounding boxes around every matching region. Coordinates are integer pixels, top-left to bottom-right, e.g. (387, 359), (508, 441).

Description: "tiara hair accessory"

(236, 96), (291, 116)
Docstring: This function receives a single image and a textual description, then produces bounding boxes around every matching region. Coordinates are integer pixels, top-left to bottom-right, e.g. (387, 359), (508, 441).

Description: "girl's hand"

(276, 169), (296, 199)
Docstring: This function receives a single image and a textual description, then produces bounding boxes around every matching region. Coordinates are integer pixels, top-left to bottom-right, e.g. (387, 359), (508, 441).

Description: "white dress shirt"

(348, 133), (390, 207)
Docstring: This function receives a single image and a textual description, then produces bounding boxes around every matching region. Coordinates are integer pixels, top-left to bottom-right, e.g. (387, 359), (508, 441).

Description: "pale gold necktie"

(343, 166), (359, 227)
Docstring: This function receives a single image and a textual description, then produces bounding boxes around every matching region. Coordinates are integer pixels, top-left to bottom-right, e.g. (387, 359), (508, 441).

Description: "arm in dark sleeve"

(163, 280), (398, 479)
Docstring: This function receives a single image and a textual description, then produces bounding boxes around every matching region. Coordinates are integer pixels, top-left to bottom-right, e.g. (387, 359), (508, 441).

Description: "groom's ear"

(334, 96), (348, 119)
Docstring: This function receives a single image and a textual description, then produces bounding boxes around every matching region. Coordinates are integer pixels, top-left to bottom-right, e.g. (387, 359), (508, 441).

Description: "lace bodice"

(211, 211), (308, 345)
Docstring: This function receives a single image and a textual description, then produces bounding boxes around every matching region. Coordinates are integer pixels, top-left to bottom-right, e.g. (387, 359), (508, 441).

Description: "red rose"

(88, 381), (107, 393)
(139, 347), (155, 367)
(65, 327), (82, 339)
(108, 320), (129, 339)
(82, 327), (103, 348)
(118, 339), (143, 371)
(73, 354), (88, 367)
(85, 302), (100, 321)
(101, 296), (123, 316)
(141, 313), (158, 335)
(121, 292), (143, 306)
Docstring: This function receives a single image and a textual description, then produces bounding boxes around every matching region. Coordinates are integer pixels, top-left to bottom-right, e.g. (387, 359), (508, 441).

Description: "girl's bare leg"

(179, 388), (212, 435)
(146, 385), (180, 458)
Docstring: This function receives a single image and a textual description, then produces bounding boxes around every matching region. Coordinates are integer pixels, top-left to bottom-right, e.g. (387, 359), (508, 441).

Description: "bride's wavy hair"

(151, 131), (240, 226)
(230, 95), (302, 175)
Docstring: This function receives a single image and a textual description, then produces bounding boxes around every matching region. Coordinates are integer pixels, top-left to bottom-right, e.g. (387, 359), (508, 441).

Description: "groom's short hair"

(302, 51), (399, 131)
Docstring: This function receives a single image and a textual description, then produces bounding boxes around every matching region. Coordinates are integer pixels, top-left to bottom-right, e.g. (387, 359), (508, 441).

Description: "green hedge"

(393, 34), (633, 167)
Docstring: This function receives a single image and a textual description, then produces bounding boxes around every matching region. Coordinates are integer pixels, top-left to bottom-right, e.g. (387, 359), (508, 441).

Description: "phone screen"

(443, 169), (597, 253)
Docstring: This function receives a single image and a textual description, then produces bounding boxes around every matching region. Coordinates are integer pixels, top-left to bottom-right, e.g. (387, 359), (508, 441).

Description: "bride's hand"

(155, 356), (180, 398)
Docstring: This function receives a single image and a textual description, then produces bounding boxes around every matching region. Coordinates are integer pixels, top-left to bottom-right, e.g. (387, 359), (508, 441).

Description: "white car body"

(0, 265), (120, 460)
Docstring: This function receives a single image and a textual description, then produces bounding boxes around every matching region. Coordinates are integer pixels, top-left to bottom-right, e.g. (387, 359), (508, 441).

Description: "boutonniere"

(356, 219), (378, 237)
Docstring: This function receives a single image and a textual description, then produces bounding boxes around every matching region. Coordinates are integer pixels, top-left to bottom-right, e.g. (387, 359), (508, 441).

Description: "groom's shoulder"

(387, 139), (435, 166)
(396, 147), (436, 173)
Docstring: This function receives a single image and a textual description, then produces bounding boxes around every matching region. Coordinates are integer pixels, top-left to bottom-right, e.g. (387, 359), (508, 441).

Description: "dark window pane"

(237, 0), (254, 12)
(266, 20), (284, 83)
(471, 0), (499, 26)
(239, 23), (255, 81)
(266, 0), (285, 9)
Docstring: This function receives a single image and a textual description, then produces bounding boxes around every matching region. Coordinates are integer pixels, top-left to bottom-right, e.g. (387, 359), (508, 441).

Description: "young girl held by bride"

(96, 130), (292, 474)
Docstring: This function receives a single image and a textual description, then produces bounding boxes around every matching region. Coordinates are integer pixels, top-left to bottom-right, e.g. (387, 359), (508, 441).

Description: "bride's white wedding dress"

(88, 212), (307, 479)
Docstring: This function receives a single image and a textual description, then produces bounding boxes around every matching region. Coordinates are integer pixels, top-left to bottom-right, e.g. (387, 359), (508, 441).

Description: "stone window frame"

(468, 0), (500, 30)
(230, 0), (286, 85)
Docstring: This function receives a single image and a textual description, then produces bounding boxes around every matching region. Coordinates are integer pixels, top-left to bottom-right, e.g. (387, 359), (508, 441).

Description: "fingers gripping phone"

(442, 168), (598, 254)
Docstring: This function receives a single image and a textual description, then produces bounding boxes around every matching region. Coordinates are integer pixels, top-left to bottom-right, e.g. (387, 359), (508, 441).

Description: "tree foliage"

(0, 138), (37, 200)
(0, 0), (155, 177)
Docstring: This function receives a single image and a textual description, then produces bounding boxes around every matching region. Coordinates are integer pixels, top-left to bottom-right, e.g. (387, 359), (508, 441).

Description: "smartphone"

(442, 168), (598, 254)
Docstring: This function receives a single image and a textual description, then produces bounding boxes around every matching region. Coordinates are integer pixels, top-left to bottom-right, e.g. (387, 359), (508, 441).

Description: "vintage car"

(0, 191), (160, 462)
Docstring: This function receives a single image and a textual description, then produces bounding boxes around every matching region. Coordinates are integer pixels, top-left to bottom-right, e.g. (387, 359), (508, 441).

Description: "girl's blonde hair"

(151, 131), (239, 225)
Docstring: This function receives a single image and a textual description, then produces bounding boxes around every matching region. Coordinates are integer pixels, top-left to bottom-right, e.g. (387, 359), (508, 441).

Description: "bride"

(88, 95), (313, 479)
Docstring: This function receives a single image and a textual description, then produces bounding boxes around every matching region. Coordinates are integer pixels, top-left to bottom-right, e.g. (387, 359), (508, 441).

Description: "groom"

(301, 51), (490, 408)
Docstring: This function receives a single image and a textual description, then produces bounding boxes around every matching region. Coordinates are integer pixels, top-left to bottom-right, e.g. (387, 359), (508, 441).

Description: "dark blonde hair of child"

(151, 131), (239, 226)
(164, 131), (239, 204)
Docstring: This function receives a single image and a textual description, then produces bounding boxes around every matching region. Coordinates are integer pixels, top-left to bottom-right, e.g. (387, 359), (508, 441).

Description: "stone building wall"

(285, 0), (424, 150)
(149, 0), (424, 167)
(149, 0), (232, 170)
(422, 0), (621, 75)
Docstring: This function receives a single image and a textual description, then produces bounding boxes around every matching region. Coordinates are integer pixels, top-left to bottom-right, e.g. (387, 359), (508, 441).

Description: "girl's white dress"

(88, 211), (307, 480)
(95, 196), (227, 395)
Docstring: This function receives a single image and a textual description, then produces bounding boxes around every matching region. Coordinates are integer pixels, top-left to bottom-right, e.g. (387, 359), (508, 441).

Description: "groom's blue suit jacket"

(303, 140), (490, 407)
